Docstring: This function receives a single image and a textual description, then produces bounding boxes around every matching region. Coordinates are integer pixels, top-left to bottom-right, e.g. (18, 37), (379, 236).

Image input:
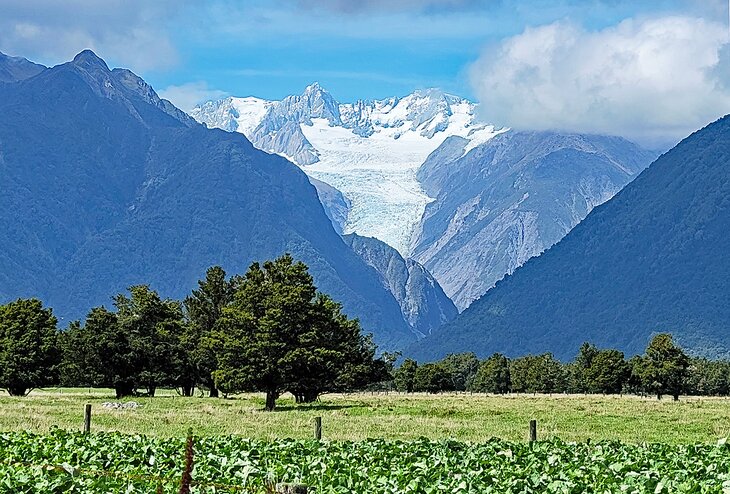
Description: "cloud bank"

(158, 82), (228, 113)
(470, 16), (730, 145)
(0, 0), (182, 71)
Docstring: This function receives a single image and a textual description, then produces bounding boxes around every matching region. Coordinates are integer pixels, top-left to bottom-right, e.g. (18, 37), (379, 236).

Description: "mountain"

(192, 84), (503, 255)
(310, 177), (351, 235)
(0, 50), (415, 350)
(409, 116), (730, 361)
(0, 51), (46, 82)
(412, 132), (657, 309)
(343, 234), (458, 337)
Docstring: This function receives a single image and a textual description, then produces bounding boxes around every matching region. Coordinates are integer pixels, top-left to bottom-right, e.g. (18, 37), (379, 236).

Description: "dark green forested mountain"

(0, 50), (414, 349)
(409, 115), (730, 361)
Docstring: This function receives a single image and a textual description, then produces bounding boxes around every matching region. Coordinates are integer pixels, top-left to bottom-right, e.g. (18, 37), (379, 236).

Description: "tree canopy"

(0, 299), (59, 396)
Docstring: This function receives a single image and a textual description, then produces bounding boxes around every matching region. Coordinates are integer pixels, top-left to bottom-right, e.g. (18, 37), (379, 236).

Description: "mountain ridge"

(408, 115), (730, 360)
(0, 50), (415, 350)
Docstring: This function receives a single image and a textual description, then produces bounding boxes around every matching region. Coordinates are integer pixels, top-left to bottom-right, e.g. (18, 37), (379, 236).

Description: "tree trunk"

(181, 385), (193, 397)
(115, 382), (135, 398)
(147, 385), (156, 397)
(209, 387), (219, 398)
(673, 393), (679, 401)
(657, 393), (662, 400)
(7, 386), (28, 397)
(265, 390), (277, 411)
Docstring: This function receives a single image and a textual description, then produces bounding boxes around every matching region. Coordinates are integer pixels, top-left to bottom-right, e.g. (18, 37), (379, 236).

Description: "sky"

(1, 0), (729, 145)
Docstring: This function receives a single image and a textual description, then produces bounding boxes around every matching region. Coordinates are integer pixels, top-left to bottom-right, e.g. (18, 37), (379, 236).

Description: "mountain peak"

(304, 81), (326, 94)
(72, 49), (109, 71)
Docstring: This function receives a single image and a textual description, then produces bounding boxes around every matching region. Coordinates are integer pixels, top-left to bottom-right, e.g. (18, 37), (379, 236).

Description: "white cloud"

(469, 16), (730, 145)
(158, 82), (227, 112)
(0, 0), (183, 71)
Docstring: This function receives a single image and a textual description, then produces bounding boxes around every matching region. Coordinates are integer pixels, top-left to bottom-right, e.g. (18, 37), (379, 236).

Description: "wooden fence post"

(529, 419), (537, 443)
(313, 416), (322, 440)
(83, 404), (92, 434)
(276, 483), (308, 493)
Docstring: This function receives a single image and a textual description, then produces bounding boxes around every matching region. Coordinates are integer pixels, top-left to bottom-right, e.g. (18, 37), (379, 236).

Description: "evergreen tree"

(510, 353), (566, 394)
(569, 342), (599, 393)
(440, 352), (480, 391)
(413, 363), (452, 393)
(184, 266), (238, 397)
(634, 333), (690, 400)
(685, 358), (730, 396)
(0, 299), (59, 396)
(61, 287), (186, 398)
(212, 254), (382, 410)
(584, 349), (629, 394)
(114, 286), (186, 397)
(393, 358), (418, 393)
(471, 353), (511, 394)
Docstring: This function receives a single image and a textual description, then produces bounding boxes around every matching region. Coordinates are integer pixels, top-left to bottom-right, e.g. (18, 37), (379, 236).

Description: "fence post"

(529, 419), (537, 443)
(313, 416), (322, 440)
(83, 404), (92, 434)
(276, 483), (309, 493)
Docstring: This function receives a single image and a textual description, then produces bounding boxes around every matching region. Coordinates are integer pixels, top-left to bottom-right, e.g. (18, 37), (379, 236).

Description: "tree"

(440, 353), (480, 391)
(569, 343), (599, 393)
(394, 359), (418, 393)
(62, 307), (136, 398)
(184, 266), (238, 397)
(567, 343), (629, 395)
(212, 254), (382, 410)
(61, 287), (186, 398)
(471, 353), (511, 394)
(0, 299), (59, 396)
(510, 353), (567, 394)
(685, 358), (730, 396)
(634, 333), (690, 400)
(413, 363), (452, 393)
(285, 294), (386, 402)
(114, 286), (186, 397)
(584, 349), (629, 394)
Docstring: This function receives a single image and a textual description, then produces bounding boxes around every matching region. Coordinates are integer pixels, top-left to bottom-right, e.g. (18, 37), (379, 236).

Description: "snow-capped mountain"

(191, 84), (503, 255)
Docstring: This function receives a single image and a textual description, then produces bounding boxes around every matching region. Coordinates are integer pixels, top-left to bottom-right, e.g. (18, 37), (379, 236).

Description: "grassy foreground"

(1, 389), (729, 444)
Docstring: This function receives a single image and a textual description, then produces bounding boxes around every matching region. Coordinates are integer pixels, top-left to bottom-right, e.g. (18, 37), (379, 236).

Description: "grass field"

(2, 389), (729, 444)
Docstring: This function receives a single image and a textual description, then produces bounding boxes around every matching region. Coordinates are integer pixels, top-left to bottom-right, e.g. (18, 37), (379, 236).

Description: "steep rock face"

(343, 234), (458, 338)
(192, 84), (501, 254)
(310, 178), (351, 234)
(409, 116), (730, 361)
(0, 51), (414, 350)
(412, 131), (657, 310)
(0, 51), (45, 82)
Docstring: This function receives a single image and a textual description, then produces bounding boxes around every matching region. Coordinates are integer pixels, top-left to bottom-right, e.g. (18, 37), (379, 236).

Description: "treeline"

(394, 336), (730, 400)
(0, 255), (391, 410)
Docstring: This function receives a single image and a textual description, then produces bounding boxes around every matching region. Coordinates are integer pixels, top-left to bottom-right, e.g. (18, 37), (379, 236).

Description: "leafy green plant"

(1, 429), (729, 493)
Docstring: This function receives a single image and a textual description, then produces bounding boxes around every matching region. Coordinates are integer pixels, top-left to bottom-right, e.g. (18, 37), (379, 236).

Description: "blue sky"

(1, 0), (729, 143)
(147, 0), (711, 102)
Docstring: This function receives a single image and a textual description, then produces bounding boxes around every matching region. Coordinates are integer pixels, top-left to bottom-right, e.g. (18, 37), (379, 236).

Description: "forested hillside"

(0, 50), (414, 349)
(411, 116), (730, 361)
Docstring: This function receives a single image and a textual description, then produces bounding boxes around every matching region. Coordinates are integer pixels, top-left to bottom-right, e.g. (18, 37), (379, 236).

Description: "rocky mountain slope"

(409, 116), (730, 361)
(0, 50), (415, 350)
(412, 132), (657, 309)
(0, 51), (45, 82)
(192, 85), (502, 255)
(343, 234), (458, 337)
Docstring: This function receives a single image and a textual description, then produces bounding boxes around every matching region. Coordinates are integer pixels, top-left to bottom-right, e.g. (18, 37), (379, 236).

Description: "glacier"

(191, 84), (503, 255)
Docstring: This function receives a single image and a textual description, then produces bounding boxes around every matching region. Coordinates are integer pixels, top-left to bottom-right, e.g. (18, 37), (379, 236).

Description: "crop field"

(2, 430), (730, 493)
(3, 390), (730, 492)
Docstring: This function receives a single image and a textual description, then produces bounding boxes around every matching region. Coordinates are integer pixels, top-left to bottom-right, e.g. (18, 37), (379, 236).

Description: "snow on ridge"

(190, 84), (503, 255)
